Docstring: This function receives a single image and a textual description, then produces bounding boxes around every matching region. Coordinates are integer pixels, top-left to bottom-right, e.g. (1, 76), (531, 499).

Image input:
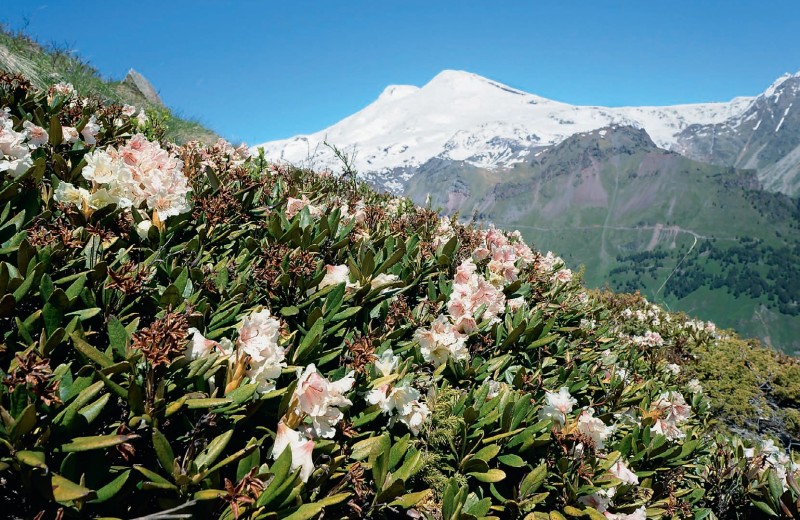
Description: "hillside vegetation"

(0, 73), (799, 520)
(407, 126), (800, 354)
(0, 26), (217, 144)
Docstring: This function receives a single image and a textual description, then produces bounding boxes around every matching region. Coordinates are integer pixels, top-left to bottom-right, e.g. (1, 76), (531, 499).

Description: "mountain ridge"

(255, 69), (796, 192)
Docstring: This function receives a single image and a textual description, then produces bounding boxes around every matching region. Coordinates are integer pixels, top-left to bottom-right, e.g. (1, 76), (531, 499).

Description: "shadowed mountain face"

(406, 126), (800, 353)
(675, 75), (800, 195)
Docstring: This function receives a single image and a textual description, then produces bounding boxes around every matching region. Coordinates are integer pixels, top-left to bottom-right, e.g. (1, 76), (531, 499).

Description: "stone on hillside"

(123, 68), (164, 106)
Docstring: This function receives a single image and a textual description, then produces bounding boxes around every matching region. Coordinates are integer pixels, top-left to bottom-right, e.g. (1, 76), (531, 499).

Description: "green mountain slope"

(0, 26), (217, 144)
(407, 126), (800, 353)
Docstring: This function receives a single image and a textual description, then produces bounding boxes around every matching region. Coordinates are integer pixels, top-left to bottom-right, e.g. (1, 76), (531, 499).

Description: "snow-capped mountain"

(254, 69), (774, 192)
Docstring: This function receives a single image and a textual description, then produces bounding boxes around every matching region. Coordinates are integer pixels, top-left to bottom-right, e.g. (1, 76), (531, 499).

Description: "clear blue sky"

(4, 1), (800, 144)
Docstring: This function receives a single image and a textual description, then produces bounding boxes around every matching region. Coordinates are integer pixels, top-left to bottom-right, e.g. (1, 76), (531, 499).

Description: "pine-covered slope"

(1, 74), (800, 520)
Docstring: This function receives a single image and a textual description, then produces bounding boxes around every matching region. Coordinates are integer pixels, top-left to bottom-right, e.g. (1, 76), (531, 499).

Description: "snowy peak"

(254, 70), (799, 193)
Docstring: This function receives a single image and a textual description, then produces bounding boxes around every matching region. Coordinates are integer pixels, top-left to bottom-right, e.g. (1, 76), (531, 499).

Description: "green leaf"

(70, 332), (114, 368)
(153, 428), (176, 473)
(498, 454), (527, 467)
(467, 468), (506, 483)
(292, 316), (324, 363)
(389, 489), (432, 508)
(195, 429), (234, 470)
(60, 433), (139, 452)
(16, 449), (47, 470)
(52, 473), (95, 503)
(89, 470), (131, 503)
(520, 463), (547, 497)
(369, 434), (391, 490)
(281, 493), (351, 520)
(10, 404), (36, 442)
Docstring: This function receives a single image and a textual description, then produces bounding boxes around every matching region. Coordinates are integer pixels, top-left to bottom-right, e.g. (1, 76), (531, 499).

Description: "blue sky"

(4, 1), (800, 144)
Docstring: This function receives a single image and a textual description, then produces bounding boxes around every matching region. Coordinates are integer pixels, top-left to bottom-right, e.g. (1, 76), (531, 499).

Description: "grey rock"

(123, 68), (164, 106)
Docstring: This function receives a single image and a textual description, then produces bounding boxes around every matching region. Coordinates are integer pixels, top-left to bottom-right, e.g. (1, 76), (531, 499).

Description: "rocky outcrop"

(123, 68), (163, 106)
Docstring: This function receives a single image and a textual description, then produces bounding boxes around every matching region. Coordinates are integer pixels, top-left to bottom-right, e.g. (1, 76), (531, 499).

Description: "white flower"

(576, 409), (614, 450)
(53, 182), (90, 206)
(578, 488), (615, 513)
(552, 268), (573, 284)
(81, 116), (101, 145)
(604, 507), (647, 520)
(312, 264), (360, 294)
(293, 364), (354, 438)
(370, 273), (399, 292)
(271, 421), (315, 482)
(121, 104), (137, 117)
(539, 387), (577, 426)
(414, 315), (468, 367)
(136, 220), (153, 240)
(238, 309), (286, 392)
(374, 348), (399, 377)
(665, 363), (680, 376)
(61, 126), (81, 144)
(507, 297), (525, 312)
(609, 459), (638, 485)
(687, 379), (703, 394)
(650, 391), (691, 440)
(399, 399), (430, 435)
(22, 121), (48, 146)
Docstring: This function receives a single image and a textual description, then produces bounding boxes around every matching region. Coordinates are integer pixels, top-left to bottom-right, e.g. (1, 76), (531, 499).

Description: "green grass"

(0, 26), (218, 144)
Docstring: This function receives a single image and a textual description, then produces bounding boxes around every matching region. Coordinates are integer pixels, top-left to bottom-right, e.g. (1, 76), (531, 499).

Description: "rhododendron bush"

(1, 72), (799, 520)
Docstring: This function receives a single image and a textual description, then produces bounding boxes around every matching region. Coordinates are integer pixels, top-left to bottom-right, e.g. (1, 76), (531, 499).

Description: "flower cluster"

(448, 259), (507, 333)
(55, 134), (191, 221)
(648, 391), (691, 440)
(744, 439), (800, 492)
(414, 314), (468, 367)
(187, 308), (287, 393)
(472, 226), (535, 285)
(285, 195), (323, 219)
(0, 108), (42, 177)
(366, 381), (430, 435)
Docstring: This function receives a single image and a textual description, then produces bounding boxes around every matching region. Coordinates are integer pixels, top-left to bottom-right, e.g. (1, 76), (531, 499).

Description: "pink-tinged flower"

(472, 245), (491, 262)
(185, 328), (221, 360)
(507, 297), (525, 312)
(22, 121), (48, 146)
(271, 421), (315, 482)
(454, 259), (477, 284)
(313, 264), (360, 294)
(539, 387), (577, 426)
(81, 116), (101, 145)
(576, 409), (614, 450)
(121, 104), (137, 117)
(285, 195), (323, 219)
(552, 268), (573, 284)
(578, 488), (615, 513)
(633, 331), (664, 348)
(293, 365), (354, 438)
(609, 459), (638, 485)
(537, 251), (558, 272)
(61, 126), (81, 144)
(604, 507), (646, 520)
(238, 309), (286, 392)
